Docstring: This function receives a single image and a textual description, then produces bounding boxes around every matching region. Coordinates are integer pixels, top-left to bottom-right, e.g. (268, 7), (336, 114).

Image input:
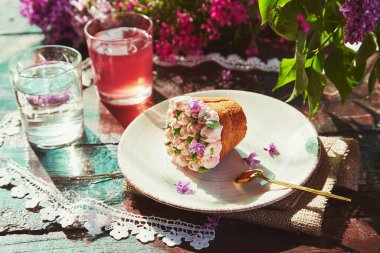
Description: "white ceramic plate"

(118, 90), (320, 213)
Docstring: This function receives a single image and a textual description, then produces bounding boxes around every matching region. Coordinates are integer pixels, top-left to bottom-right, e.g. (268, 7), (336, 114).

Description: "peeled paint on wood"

(198, 97), (247, 159)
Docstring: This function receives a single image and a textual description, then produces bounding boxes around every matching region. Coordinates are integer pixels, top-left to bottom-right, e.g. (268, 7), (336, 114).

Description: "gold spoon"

(234, 169), (351, 202)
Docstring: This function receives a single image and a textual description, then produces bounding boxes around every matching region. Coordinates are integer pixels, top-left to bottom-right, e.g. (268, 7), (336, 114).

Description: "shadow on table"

(102, 89), (167, 128)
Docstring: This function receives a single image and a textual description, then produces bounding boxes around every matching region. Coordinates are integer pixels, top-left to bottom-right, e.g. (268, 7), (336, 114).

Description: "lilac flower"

(221, 70), (232, 81)
(245, 47), (259, 56)
(246, 152), (260, 167)
(296, 15), (310, 32)
(20, 0), (78, 45)
(340, 0), (380, 44)
(267, 143), (279, 156)
(209, 0), (249, 27)
(27, 90), (73, 106)
(189, 143), (205, 155)
(188, 99), (205, 113)
(204, 216), (220, 229)
(175, 180), (192, 194)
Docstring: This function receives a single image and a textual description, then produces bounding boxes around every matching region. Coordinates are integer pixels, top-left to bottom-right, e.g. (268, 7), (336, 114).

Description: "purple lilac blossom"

(189, 142), (206, 155)
(175, 180), (192, 194)
(340, 0), (380, 44)
(27, 90), (72, 106)
(246, 152), (260, 167)
(188, 99), (205, 113)
(221, 70), (232, 81)
(204, 216), (220, 229)
(268, 143), (279, 156)
(20, 0), (78, 45)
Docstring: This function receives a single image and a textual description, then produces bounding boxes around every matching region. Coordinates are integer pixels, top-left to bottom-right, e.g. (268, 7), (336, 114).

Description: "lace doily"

(153, 53), (280, 72)
(0, 112), (215, 250)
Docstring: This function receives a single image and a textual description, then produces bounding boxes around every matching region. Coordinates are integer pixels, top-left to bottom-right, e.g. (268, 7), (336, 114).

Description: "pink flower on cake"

(177, 113), (190, 125)
(200, 126), (222, 143)
(189, 160), (202, 171)
(179, 126), (191, 139)
(173, 155), (188, 167)
(204, 141), (222, 157)
(187, 122), (203, 134)
(201, 155), (219, 169)
(203, 110), (219, 121)
(172, 138), (184, 147)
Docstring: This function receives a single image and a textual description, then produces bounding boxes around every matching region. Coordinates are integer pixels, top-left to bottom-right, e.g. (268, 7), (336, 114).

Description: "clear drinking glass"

(84, 12), (153, 105)
(8, 45), (84, 149)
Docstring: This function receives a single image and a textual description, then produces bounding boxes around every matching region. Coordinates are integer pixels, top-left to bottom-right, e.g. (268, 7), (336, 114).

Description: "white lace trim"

(0, 113), (215, 249)
(153, 53), (281, 72)
(0, 111), (21, 147)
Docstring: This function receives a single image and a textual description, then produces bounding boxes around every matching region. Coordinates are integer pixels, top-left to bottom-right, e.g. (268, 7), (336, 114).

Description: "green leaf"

(287, 32), (308, 102)
(185, 136), (193, 144)
(299, 0), (323, 31)
(305, 53), (324, 72)
(258, 0), (277, 25)
(205, 120), (220, 129)
(323, 0), (344, 34)
(325, 47), (366, 102)
(355, 34), (378, 66)
(189, 116), (198, 123)
(368, 60), (380, 94)
(173, 147), (180, 154)
(308, 31), (321, 51)
(198, 167), (209, 173)
(273, 58), (296, 90)
(368, 67), (377, 94)
(268, 1), (299, 41)
(306, 68), (326, 117)
(172, 128), (180, 137)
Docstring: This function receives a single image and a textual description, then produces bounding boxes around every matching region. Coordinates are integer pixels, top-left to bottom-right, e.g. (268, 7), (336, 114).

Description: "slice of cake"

(165, 96), (247, 173)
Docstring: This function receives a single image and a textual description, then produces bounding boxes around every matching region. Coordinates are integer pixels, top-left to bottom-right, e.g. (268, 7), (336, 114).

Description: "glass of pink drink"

(84, 13), (153, 105)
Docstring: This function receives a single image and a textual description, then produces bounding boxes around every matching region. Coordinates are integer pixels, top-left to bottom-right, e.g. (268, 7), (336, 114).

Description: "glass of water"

(8, 45), (84, 149)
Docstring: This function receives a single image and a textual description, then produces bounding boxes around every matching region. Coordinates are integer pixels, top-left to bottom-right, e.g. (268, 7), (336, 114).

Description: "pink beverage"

(88, 27), (153, 104)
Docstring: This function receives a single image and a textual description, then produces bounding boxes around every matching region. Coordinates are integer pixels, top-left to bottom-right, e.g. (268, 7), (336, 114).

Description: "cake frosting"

(165, 96), (223, 173)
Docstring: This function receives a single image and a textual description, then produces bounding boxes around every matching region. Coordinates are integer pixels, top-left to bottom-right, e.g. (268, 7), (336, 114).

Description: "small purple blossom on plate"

(175, 180), (193, 194)
(267, 143), (279, 157)
(221, 69), (232, 81)
(246, 152), (260, 167)
(189, 142), (205, 155)
(204, 216), (220, 229)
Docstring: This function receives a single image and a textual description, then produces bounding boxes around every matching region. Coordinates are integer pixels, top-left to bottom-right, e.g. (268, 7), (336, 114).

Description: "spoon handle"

(258, 174), (351, 202)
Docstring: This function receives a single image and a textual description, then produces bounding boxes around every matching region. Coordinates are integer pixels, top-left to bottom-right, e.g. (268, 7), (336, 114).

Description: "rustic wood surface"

(1, 1), (380, 253)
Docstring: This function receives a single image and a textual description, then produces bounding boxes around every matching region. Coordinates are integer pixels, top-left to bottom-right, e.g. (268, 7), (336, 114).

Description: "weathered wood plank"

(0, 232), (167, 253)
(0, 0), (41, 35)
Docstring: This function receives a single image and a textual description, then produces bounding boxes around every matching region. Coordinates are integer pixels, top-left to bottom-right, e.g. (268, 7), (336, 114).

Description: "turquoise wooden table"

(1, 1), (380, 252)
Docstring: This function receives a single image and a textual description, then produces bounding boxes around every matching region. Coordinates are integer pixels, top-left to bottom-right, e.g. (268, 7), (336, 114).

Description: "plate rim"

(117, 90), (321, 213)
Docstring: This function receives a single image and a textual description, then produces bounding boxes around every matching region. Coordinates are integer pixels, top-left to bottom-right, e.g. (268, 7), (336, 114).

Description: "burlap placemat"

(125, 136), (363, 236)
